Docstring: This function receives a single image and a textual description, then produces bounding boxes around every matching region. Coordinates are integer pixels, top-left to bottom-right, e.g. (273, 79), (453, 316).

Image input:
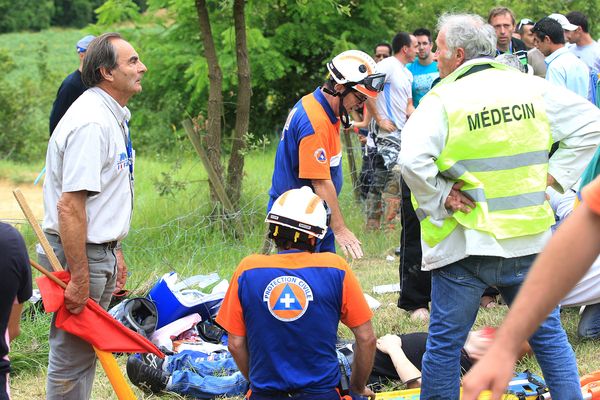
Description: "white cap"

(548, 13), (578, 31)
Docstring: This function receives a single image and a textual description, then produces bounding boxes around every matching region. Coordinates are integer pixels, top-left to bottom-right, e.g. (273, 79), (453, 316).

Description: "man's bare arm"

(366, 98), (396, 132)
(462, 202), (600, 400)
(228, 333), (250, 380)
(350, 320), (376, 399)
(8, 303), (24, 341)
(311, 179), (363, 259)
(57, 190), (89, 314)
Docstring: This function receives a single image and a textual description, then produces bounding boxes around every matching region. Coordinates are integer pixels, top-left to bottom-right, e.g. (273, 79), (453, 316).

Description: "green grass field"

(0, 28), (89, 81)
(5, 146), (600, 399)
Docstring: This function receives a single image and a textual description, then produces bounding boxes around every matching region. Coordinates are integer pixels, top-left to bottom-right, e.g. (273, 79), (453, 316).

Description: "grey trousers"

(38, 234), (117, 400)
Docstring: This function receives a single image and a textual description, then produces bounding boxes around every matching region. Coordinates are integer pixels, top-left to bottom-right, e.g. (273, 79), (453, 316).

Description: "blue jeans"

(578, 303), (600, 339)
(166, 351), (249, 399)
(420, 255), (582, 400)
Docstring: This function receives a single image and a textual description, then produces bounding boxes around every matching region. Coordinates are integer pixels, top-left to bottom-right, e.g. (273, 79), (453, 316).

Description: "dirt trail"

(0, 179), (44, 221)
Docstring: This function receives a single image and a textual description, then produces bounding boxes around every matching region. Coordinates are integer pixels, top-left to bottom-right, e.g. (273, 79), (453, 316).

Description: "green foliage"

(95, 0), (141, 26)
(0, 46), (59, 162)
(51, 0), (104, 28)
(0, 0), (54, 33)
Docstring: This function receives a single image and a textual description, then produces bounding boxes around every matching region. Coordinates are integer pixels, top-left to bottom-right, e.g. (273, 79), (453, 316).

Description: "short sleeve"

(378, 58), (393, 82)
(340, 267), (373, 328)
(298, 131), (332, 180)
(0, 224), (32, 304)
(216, 267), (246, 336)
(582, 176), (600, 215)
(62, 123), (106, 194)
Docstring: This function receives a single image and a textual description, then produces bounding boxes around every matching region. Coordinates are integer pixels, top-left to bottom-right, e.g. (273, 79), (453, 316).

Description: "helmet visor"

(361, 73), (386, 92)
(353, 73), (385, 98)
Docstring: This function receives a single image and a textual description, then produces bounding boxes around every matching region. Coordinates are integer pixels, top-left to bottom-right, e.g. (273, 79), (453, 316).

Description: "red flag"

(37, 271), (164, 358)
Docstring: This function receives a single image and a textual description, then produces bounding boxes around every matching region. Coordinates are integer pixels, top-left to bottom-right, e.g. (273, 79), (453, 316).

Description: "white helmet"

(327, 50), (385, 98)
(266, 186), (328, 239)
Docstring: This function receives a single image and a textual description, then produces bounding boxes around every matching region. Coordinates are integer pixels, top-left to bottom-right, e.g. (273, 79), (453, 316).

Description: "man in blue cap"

(48, 34), (95, 136)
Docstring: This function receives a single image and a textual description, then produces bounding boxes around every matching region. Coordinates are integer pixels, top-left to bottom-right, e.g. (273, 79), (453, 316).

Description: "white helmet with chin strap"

(324, 50), (385, 128)
(266, 187), (329, 249)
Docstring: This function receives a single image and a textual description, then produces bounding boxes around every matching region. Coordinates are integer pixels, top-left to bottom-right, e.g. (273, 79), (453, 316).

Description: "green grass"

(0, 28), (88, 81)
(5, 142), (600, 399)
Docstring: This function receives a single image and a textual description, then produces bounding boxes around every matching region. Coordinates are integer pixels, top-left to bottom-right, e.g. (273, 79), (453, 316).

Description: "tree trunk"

(195, 0), (224, 201)
(226, 0), (251, 207)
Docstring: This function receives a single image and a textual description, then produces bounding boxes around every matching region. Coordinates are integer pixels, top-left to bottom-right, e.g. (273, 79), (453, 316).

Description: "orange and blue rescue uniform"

(267, 88), (342, 252)
(216, 250), (372, 399)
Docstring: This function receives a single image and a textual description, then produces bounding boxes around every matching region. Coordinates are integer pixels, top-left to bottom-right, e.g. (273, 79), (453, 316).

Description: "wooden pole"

(13, 189), (62, 271)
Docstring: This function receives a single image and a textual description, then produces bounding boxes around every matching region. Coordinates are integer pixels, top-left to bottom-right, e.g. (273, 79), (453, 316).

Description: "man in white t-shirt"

(364, 32), (416, 231)
(566, 11), (600, 73)
(40, 32), (147, 400)
(367, 32), (430, 321)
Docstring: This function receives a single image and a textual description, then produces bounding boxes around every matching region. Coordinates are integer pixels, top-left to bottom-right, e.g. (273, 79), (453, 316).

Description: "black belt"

(46, 233), (119, 250)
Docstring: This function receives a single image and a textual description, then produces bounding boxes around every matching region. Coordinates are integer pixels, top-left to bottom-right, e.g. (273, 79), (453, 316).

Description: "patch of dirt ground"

(0, 179), (44, 221)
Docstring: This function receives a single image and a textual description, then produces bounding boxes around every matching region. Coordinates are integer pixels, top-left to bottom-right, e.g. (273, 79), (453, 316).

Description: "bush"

(0, 48), (58, 162)
(0, 0), (54, 33)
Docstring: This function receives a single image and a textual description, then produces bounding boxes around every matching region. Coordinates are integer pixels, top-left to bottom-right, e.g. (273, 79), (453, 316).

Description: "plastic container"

(147, 272), (227, 329)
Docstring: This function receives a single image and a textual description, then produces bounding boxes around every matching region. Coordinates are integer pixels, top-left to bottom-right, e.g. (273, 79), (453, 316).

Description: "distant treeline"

(0, 0), (147, 33)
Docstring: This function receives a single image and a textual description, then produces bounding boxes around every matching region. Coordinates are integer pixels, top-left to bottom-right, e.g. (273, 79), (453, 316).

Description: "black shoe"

(394, 246), (402, 256)
(126, 354), (169, 393)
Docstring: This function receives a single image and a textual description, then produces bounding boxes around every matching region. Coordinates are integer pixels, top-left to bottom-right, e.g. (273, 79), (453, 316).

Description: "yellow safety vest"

(414, 60), (555, 247)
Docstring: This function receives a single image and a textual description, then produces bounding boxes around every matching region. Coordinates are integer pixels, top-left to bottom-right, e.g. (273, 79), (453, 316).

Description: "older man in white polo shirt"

(40, 32), (147, 400)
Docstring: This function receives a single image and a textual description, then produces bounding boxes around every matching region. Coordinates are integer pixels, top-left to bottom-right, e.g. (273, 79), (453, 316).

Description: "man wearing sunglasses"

(364, 32), (416, 236)
(267, 50), (384, 260)
(516, 18), (548, 78)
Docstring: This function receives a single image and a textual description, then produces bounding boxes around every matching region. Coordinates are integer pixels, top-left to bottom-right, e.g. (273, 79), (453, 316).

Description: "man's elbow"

(354, 323), (376, 349)
(228, 335), (246, 356)
(57, 191), (87, 219)
(9, 325), (20, 342)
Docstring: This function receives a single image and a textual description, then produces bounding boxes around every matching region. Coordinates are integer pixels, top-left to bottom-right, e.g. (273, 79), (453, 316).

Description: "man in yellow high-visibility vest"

(398, 13), (600, 400)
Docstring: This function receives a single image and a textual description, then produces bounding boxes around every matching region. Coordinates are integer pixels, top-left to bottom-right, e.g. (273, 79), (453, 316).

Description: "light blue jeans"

(166, 350), (248, 399)
(420, 254), (582, 400)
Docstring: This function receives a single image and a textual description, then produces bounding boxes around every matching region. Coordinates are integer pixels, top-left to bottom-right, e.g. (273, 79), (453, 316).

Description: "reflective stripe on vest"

(415, 61), (555, 247)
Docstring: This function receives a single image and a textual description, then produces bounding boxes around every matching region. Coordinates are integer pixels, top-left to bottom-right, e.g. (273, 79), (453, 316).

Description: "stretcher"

(377, 370), (547, 400)
(376, 369), (600, 400)
(375, 389), (521, 399)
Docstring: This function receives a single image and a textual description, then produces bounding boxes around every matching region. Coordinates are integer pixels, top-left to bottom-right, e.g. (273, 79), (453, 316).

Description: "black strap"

(455, 63), (494, 80)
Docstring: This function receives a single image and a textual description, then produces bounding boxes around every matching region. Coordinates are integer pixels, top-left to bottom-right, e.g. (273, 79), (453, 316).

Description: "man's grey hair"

(82, 32), (122, 88)
(437, 14), (496, 61)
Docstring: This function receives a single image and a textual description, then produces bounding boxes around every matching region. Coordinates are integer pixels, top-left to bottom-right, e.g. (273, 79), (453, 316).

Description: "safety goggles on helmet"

(328, 60), (385, 98)
(354, 73), (386, 93)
